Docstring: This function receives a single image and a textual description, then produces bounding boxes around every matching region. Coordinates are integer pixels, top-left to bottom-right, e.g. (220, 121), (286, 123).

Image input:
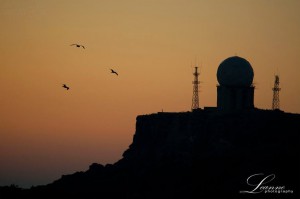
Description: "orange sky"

(1, 0), (300, 187)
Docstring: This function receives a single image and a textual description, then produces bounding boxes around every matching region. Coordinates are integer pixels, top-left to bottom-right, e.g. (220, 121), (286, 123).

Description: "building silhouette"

(216, 56), (255, 111)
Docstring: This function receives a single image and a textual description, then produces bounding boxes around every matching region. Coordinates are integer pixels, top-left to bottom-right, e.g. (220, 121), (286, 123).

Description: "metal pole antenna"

(192, 67), (200, 110)
(272, 75), (281, 110)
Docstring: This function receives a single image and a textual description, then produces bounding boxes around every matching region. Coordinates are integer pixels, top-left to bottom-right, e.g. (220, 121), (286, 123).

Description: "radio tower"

(272, 75), (281, 110)
(191, 66), (200, 110)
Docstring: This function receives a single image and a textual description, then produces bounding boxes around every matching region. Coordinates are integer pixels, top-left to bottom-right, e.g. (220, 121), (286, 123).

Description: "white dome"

(217, 56), (254, 87)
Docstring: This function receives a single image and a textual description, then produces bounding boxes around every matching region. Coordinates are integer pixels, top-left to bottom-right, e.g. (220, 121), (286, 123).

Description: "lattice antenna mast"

(191, 66), (200, 110)
(272, 75), (281, 110)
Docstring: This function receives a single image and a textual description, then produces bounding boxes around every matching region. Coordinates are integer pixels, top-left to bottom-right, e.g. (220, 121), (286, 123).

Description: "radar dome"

(217, 56), (254, 87)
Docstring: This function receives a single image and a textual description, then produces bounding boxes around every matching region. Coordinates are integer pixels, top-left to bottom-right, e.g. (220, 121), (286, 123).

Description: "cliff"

(2, 109), (300, 199)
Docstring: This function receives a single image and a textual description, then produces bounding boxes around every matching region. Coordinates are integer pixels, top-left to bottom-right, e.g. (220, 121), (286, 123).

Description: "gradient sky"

(1, 0), (300, 188)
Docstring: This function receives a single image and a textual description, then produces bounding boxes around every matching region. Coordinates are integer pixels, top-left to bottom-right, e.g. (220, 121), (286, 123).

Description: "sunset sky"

(1, 0), (300, 188)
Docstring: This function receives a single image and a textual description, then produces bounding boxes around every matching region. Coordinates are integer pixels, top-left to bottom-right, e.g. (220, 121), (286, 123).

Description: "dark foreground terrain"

(1, 109), (299, 199)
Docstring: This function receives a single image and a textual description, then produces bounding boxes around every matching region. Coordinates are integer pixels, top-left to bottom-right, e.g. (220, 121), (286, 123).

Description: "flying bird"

(110, 69), (118, 76)
(62, 84), (70, 90)
(70, 44), (85, 49)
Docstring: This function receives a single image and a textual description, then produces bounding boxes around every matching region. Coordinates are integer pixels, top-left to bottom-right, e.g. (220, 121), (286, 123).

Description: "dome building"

(217, 56), (255, 111)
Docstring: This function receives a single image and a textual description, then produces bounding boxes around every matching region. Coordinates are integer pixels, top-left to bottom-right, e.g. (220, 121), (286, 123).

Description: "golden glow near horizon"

(1, 0), (300, 187)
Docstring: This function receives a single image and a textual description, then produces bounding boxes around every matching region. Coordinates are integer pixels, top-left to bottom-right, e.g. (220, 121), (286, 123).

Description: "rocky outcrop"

(123, 109), (299, 164)
(3, 109), (300, 198)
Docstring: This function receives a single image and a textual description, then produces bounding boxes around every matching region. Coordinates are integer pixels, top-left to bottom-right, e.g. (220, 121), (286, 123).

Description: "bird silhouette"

(62, 84), (70, 90)
(110, 69), (118, 76)
(70, 44), (85, 49)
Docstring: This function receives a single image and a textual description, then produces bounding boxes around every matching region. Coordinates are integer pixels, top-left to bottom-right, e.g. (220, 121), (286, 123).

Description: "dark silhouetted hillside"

(1, 109), (299, 199)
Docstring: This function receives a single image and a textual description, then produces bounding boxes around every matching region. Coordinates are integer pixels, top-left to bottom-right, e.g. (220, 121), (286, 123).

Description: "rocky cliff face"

(123, 109), (299, 163)
(5, 109), (300, 199)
